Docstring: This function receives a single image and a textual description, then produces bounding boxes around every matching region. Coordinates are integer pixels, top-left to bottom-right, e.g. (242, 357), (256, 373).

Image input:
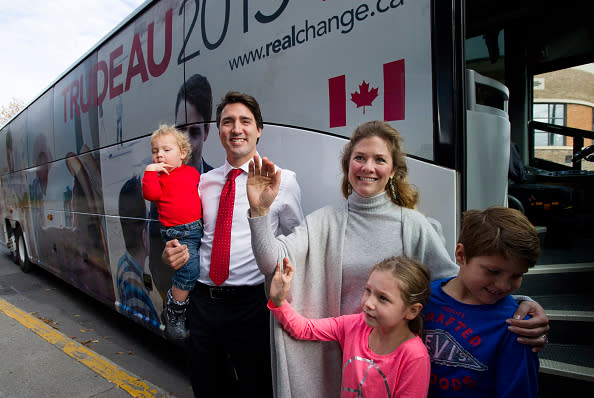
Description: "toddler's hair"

(150, 124), (192, 165)
(458, 206), (540, 268)
(370, 256), (431, 335)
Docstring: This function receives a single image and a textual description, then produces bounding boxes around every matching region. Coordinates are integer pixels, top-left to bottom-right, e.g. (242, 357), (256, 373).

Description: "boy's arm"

(496, 331), (540, 397)
(141, 170), (162, 201)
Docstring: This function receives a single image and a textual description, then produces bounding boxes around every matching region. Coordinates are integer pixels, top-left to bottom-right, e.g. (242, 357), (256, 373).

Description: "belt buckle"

(208, 286), (237, 300)
(209, 286), (230, 300)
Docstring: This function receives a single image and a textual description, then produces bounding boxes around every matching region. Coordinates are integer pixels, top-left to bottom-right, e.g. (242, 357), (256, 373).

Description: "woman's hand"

(270, 258), (294, 307)
(507, 300), (550, 352)
(161, 239), (189, 270)
(247, 155), (281, 217)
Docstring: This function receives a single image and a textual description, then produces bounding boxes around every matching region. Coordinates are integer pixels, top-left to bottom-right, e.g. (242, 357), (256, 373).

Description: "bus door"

(465, 0), (594, 390)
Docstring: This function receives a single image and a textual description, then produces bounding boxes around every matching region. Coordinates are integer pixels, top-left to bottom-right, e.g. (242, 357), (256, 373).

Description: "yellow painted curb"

(0, 298), (171, 398)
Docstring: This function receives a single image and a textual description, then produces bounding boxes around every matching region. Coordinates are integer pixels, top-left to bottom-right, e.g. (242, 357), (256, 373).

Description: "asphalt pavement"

(0, 245), (191, 398)
(0, 298), (173, 398)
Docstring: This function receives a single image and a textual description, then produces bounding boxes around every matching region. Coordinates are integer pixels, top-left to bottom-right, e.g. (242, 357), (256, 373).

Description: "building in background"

(533, 65), (594, 170)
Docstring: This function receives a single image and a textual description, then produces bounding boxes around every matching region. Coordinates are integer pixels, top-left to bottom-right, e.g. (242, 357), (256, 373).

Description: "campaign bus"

(1, 0), (593, 390)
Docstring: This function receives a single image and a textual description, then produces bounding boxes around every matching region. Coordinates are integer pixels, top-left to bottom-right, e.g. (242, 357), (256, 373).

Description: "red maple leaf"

(350, 81), (379, 114)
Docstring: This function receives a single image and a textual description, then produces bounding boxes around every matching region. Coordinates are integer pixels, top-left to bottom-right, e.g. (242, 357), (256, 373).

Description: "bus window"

(533, 64), (594, 171)
(26, 92), (55, 169)
(465, 29), (505, 83)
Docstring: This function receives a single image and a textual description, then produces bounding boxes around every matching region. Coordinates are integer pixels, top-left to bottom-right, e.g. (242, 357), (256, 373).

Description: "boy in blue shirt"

(423, 206), (540, 397)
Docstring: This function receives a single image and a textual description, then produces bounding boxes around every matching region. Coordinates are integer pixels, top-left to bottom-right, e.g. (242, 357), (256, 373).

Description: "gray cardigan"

(249, 193), (459, 398)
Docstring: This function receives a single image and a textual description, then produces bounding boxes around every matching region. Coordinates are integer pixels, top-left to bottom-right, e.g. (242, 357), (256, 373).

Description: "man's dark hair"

(118, 176), (147, 255)
(175, 74), (213, 125)
(215, 91), (263, 130)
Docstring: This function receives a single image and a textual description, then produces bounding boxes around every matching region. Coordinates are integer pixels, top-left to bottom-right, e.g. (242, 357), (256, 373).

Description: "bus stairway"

(516, 262), (594, 396)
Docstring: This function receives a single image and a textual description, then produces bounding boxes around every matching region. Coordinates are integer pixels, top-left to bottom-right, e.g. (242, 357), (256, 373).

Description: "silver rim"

(18, 233), (26, 264)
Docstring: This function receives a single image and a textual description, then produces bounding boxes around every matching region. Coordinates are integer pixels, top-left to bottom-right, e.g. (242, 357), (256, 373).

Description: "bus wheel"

(8, 228), (19, 265)
(15, 227), (33, 273)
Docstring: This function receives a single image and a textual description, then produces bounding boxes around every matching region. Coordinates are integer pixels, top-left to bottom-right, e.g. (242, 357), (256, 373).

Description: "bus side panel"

(1, 115), (29, 250)
(0, 173), (29, 240)
(184, 0), (435, 159)
(101, 137), (165, 330)
(31, 151), (114, 305)
(97, 0), (185, 145)
(53, 53), (102, 159)
(0, 130), (11, 244)
(25, 90), (55, 263)
(4, 116), (28, 172)
(49, 49), (112, 300)
(26, 90), (55, 168)
(0, 130), (8, 176)
(407, 158), (458, 253)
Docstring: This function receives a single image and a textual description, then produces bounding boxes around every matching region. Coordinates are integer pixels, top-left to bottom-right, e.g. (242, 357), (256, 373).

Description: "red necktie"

(210, 168), (242, 286)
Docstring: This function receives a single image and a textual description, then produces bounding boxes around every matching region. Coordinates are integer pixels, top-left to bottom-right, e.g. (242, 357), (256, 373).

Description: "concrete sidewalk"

(0, 298), (176, 398)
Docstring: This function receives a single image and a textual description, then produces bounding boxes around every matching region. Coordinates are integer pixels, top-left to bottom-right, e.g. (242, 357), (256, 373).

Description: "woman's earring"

(347, 182), (352, 195)
(389, 176), (397, 200)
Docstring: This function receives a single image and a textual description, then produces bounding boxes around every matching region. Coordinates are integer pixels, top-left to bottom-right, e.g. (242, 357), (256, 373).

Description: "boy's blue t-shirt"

(422, 277), (539, 398)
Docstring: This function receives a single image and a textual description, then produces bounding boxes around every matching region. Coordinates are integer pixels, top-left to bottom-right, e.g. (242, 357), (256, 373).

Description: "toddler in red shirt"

(142, 125), (202, 340)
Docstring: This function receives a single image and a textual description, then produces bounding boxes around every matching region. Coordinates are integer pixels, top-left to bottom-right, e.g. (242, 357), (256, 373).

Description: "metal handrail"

(528, 121), (594, 169)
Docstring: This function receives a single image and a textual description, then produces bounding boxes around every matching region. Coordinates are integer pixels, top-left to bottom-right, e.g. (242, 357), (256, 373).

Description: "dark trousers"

(187, 282), (273, 398)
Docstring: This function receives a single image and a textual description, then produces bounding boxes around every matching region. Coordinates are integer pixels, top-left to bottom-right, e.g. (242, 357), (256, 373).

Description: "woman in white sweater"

(247, 121), (549, 398)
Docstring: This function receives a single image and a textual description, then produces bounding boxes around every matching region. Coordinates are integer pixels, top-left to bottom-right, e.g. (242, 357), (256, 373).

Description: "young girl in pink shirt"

(269, 256), (431, 398)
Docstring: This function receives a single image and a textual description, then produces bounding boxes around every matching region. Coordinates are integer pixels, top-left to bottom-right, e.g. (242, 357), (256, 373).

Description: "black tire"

(15, 227), (33, 273)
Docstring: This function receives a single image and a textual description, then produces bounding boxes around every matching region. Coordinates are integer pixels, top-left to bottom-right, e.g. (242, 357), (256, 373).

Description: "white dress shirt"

(198, 157), (303, 286)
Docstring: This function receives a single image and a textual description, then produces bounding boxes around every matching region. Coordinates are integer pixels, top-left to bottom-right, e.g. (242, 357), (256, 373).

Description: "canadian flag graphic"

(328, 59), (405, 128)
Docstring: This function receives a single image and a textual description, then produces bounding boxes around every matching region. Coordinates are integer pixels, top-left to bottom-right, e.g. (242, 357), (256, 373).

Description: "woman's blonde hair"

(341, 120), (418, 208)
(150, 124), (192, 165)
(370, 256), (431, 336)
